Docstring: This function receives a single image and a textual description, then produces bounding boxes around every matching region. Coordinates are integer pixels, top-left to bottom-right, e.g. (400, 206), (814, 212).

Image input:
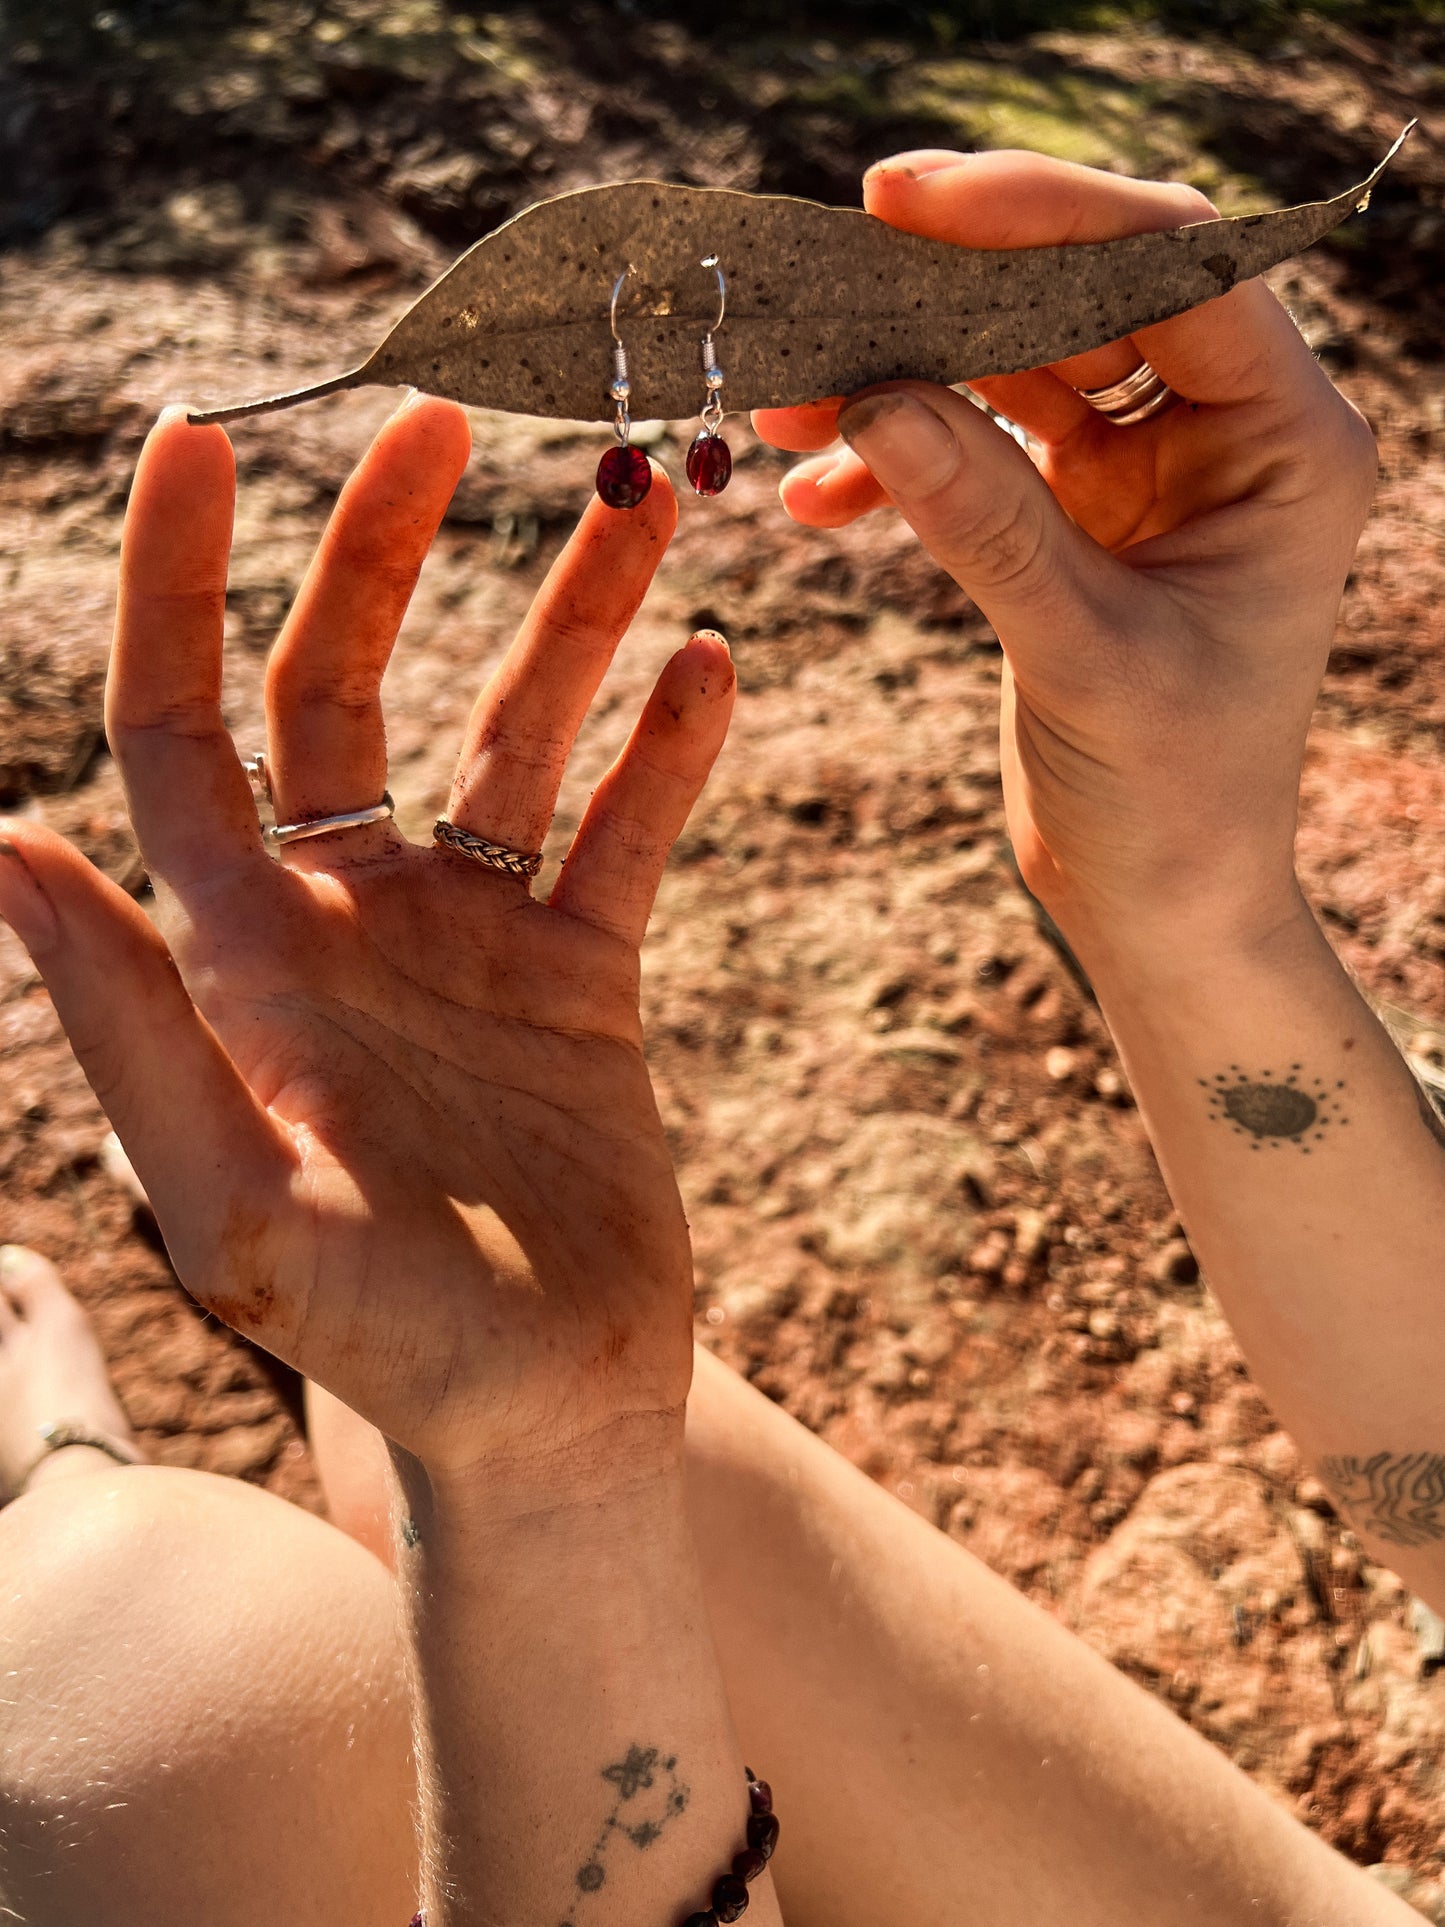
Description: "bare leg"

(0, 1465), (418, 1927)
(306, 1349), (1414, 1924)
(0, 1249), (417, 1927)
(685, 1346), (1412, 1927)
(0, 1249), (1414, 1926)
(306, 1376), (397, 1568)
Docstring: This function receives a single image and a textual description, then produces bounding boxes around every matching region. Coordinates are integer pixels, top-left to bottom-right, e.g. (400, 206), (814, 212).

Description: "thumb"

(838, 386), (1117, 654)
(0, 822), (289, 1294)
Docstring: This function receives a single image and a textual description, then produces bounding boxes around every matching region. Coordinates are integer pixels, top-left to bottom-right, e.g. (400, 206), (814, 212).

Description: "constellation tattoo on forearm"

(1199, 1065), (1348, 1153)
(559, 1743), (691, 1926)
(1319, 1452), (1445, 1549)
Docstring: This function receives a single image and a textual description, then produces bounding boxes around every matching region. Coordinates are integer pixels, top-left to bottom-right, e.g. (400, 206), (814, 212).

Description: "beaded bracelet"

(681, 1767), (778, 1925)
(406, 1765), (777, 1927)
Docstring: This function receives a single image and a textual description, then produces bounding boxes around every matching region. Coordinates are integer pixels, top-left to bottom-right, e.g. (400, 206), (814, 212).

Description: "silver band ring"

(1080, 360), (1178, 426)
(433, 817), (543, 879)
(267, 795), (395, 845)
(245, 751), (395, 845)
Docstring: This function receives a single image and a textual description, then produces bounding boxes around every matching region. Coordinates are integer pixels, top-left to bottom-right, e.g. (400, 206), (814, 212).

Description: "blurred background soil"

(3, 0), (1445, 1908)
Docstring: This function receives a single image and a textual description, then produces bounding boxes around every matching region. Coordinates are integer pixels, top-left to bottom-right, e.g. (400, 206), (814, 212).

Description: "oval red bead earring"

(596, 264), (652, 511)
(686, 255), (731, 498)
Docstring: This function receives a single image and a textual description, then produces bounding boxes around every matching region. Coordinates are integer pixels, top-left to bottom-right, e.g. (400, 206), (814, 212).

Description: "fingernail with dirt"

(865, 152), (971, 187)
(838, 393), (960, 498)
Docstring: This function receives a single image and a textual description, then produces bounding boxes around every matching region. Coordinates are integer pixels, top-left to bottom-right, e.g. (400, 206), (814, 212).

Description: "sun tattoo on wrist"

(1319, 1451), (1445, 1549)
(1199, 1064), (1348, 1153)
(560, 1743), (691, 1926)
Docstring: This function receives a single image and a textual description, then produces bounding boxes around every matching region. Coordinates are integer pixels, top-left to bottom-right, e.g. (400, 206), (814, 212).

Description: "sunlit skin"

(0, 145), (1436, 1927)
(0, 401), (735, 1489)
(754, 149), (1445, 1621)
(753, 147), (1376, 946)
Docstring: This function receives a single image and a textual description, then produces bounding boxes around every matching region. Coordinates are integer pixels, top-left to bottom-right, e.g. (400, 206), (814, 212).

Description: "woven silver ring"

(1080, 360), (1178, 427)
(433, 817), (543, 880)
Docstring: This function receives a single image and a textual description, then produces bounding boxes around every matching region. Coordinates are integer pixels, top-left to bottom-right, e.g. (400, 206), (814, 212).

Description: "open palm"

(0, 400), (734, 1473)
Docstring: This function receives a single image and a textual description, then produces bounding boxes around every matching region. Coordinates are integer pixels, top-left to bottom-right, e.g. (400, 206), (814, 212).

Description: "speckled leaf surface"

(190, 130), (1410, 427)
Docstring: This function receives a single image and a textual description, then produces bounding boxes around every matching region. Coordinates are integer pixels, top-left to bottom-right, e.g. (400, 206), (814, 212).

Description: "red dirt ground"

(2, 9), (1445, 1913)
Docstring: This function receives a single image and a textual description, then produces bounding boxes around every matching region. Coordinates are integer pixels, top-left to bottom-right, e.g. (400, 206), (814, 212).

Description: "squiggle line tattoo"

(1319, 1451), (1445, 1549)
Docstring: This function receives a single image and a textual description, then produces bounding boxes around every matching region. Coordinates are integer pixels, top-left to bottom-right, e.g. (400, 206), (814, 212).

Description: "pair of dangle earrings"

(595, 255), (732, 511)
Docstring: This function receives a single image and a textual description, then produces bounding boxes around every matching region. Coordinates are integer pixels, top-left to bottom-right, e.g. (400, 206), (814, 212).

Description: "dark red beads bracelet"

(405, 1766), (776, 1927)
(679, 1767), (778, 1926)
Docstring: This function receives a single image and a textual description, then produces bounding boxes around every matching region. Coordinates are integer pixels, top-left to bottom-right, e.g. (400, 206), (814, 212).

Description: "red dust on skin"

(205, 1198), (282, 1334)
(5, 33), (1445, 1881)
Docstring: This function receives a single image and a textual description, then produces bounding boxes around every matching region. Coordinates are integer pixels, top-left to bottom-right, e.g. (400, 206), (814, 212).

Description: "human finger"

(837, 384), (1123, 681)
(0, 821), (292, 1316)
(762, 153), (1221, 518)
(265, 394), (472, 829)
(106, 409), (269, 899)
(864, 148), (1319, 415)
(777, 448), (888, 527)
(444, 472), (678, 859)
(751, 401), (844, 452)
(864, 148), (1219, 399)
(550, 632), (736, 947)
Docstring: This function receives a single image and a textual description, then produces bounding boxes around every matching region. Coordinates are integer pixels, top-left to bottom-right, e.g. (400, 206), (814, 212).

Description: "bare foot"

(0, 1246), (143, 1502)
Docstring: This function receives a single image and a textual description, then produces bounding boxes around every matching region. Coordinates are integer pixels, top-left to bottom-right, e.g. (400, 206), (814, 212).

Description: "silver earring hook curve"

(610, 265), (632, 344)
(701, 255), (726, 333)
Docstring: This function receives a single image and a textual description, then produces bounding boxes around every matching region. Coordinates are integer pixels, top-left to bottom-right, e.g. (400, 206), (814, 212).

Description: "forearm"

(392, 1416), (783, 1927)
(1070, 887), (1445, 1602)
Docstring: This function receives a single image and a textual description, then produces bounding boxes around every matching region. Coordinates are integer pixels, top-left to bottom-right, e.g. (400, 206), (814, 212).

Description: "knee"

(0, 1466), (416, 1926)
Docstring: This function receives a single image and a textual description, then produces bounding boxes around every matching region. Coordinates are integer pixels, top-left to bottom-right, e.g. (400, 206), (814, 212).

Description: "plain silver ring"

(1080, 360), (1178, 426)
(246, 749), (394, 845)
(266, 794), (396, 845)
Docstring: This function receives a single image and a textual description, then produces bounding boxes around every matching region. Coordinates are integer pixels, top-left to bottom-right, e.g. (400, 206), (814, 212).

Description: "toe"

(0, 1245), (72, 1320)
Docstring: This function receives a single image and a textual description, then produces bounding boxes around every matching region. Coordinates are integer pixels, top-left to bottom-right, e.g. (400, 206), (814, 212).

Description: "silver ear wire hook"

(595, 264), (653, 508)
(702, 254), (726, 334)
(684, 255), (733, 495)
(608, 265), (633, 447)
(698, 256), (726, 436)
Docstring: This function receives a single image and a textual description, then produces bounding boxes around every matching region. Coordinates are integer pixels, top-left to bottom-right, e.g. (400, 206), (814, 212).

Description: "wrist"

(392, 1401), (689, 1543)
(1039, 872), (1315, 989)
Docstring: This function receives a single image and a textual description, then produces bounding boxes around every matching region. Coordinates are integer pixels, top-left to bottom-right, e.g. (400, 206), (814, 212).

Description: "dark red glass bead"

(596, 445), (652, 510)
(685, 430), (732, 496)
(712, 1873), (749, 1921)
(681, 1914), (717, 1927)
(732, 1847), (768, 1883)
(747, 1778), (773, 1815)
(409, 1916), (424, 1926)
(746, 1811), (780, 1860)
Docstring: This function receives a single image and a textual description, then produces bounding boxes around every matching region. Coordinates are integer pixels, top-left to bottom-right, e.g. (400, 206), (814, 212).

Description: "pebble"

(1150, 1238), (1199, 1286)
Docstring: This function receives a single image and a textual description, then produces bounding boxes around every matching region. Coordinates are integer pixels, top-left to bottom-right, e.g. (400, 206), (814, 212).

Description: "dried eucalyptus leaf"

(190, 127), (1411, 428)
